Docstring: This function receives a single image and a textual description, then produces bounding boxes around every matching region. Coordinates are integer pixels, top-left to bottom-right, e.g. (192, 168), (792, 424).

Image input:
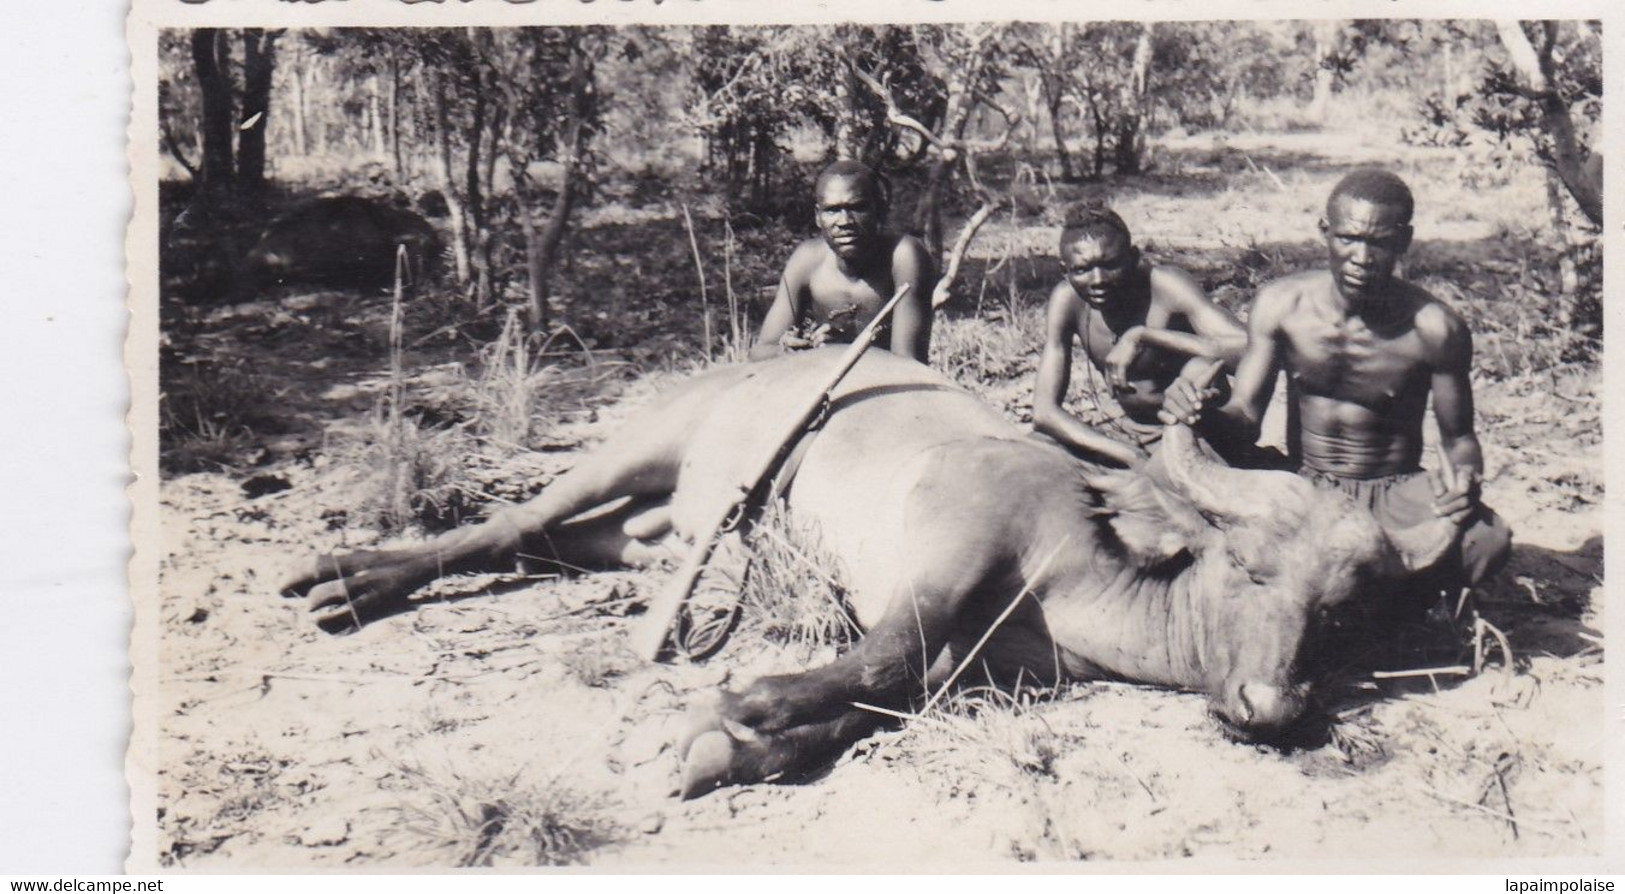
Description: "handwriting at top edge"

(176, 0), (684, 5)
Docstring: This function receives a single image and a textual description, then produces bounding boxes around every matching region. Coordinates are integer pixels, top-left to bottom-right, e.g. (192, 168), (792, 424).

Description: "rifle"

(632, 283), (915, 661)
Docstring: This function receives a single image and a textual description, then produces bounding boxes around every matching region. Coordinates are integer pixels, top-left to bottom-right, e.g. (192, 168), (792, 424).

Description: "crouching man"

(1162, 169), (1512, 600)
(1033, 202), (1246, 468)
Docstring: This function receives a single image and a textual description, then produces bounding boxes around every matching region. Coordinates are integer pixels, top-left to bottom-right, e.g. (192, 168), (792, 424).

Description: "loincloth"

(1296, 466), (1429, 525)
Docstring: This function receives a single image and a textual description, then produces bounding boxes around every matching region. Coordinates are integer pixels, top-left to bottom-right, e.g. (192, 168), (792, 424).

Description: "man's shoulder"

(1264, 269), (1330, 294)
(1253, 270), (1326, 321)
(1147, 263), (1200, 291)
(1405, 282), (1469, 347)
(1044, 278), (1082, 311)
(784, 237), (830, 277)
(789, 236), (828, 260)
(888, 232), (932, 267)
(1146, 264), (1211, 307)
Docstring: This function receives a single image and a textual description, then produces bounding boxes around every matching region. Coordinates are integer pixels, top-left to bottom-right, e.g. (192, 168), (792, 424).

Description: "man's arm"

(749, 243), (816, 361)
(887, 236), (937, 364)
(1032, 284), (1146, 468)
(1160, 282), (1290, 446)
(1105, 268), (1246, 389)
(1424, 304), (1485, 524)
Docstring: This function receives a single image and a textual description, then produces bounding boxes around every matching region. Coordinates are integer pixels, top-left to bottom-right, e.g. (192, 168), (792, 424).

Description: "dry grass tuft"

(559, 634), (642, 689)
(390, 759), (621, 867)
(463, 308), (557, 449)
(456, 310), (630, 450)
(734, 501), (861, 653)
(160, 359), (280, 473)
(932, 310), (1045, 421)
(892, 684), (1078, 786)
(341, 406), (475, 534)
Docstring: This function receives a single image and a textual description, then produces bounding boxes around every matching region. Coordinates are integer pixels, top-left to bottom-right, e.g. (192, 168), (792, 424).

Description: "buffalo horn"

(1158, 424), (1269, 521)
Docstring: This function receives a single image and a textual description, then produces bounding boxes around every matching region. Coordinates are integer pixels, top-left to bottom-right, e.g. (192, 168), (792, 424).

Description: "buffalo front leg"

(678, 561), (985, 798)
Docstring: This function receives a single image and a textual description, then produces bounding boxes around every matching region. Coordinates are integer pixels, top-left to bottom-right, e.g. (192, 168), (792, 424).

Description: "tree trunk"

(290, 46), (309, 157)
(1307, 21), (1342, 124)
(464, 51), (491, 306)
(1047, 88), (1074, 181)
(366, 76), (385, 156)
(1495, 20), (1602, 227)
(387, 46), (404, 180)
(915, 156), (953, 259)
(308, 59), (327, 155)
(1542, 167), (1599, 339)
(1543, 168), (1578, 298)
(1020, 75), (1043, 154)
(1084, 90), (1107, 178)
(238, 29), (277, 200)
(527, 43), (594, 334)
(191, 28), (235, 199)
(522, 211), (548, 334)
(1119, 23), (1154, 174)
(424, 64), (471, 284)
(834, 65), (859, 161)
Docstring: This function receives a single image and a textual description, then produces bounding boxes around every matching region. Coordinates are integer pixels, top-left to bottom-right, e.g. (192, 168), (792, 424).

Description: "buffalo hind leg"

(280, 367), (741, 631)
(291, 495), (679, 633)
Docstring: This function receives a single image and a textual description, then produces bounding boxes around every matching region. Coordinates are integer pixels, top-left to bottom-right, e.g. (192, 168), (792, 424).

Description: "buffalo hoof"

(280, 553), (419, 634)
(678, 731), (738, 800)
(675, 695), (771, 800)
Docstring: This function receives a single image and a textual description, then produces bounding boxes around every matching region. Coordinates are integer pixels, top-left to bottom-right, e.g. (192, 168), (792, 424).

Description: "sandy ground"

(148, 360), (1604, 869)
(146, 128), (1604, 869)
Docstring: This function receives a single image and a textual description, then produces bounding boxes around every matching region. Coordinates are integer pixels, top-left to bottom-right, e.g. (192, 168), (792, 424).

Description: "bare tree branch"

(851, 66), (947, 151)
(1495, 20), (1602, 226)
(932, 200), (998, 309)
(161, 125), (199, 180)
(964, 97), (1021, 153)
(1494, 21), (1549, 93)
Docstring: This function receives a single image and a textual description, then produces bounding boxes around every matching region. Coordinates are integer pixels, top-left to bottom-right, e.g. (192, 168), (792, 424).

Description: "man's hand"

(1104, 327), (1143, 390)
(779, 322), (830, 352)
(1156, 358), (1224, 426)
(1429, 447), (1481, 526)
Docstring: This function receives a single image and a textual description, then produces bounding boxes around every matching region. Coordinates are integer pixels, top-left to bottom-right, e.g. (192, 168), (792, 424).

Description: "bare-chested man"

(749, 160), (937, 364)
(1033, 203), (1246, 467)
(1163, 169), (1511, 596)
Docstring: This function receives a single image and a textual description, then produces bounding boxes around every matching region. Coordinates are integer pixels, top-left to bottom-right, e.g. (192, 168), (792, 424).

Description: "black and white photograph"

(126, 1), (1610, 872)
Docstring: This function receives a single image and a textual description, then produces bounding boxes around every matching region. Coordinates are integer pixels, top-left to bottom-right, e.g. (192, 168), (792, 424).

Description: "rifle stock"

(632, 283), (915, 661)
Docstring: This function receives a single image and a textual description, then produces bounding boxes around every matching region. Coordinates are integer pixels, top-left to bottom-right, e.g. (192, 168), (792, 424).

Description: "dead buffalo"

(282, 348), (1457, 797)
(239, 196), (441, 294)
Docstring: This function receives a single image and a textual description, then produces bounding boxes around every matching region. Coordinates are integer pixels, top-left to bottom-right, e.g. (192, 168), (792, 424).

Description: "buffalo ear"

(1084, 471), (1209, 566)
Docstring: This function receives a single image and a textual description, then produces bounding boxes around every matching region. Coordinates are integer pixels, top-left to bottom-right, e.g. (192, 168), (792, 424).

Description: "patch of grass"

(1418, 267), (1598, 381)
(559, 635), (641, 689)
(342, 406), (475, 535)
(894, 685), (1077, 786)
(734, 501), (861, 653)
(389, 759), (621, 867)
(463, 309), (563, 450)
(932, 310), (1045, 422)
(159, 357), (283, 473)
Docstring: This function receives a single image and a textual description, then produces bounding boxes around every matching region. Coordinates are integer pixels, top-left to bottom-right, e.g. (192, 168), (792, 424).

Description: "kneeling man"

(750, 161), (936, 364)
(1033, 202), (1246, 468)
(1163, 169), (1511, 598)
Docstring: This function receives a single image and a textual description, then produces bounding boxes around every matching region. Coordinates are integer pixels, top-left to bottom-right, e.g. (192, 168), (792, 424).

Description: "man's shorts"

(1298, 467), (1513, 591)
